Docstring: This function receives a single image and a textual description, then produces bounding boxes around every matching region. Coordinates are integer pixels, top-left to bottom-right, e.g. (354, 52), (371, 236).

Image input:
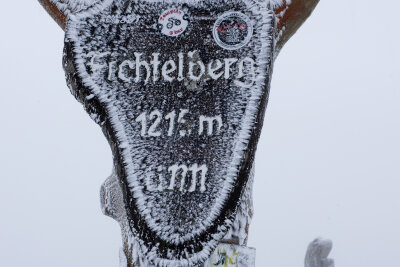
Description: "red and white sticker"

(213, 11), (253, 50)
(158, 9), (188, 37)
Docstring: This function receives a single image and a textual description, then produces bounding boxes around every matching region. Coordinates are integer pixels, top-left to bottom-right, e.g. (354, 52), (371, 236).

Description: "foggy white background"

(0, 1), (399, 266)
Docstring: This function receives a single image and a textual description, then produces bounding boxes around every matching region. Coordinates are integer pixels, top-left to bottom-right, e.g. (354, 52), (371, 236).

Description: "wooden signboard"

(39, 0), (320, 266)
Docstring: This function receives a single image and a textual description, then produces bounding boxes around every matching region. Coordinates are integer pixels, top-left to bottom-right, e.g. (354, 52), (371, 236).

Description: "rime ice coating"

(50, 0), (103, 14)
(50, 0), (287, 13)
(63, 0), (275, 266)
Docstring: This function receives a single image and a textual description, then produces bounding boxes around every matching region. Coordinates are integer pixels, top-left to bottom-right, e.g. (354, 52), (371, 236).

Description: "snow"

(267, 0), (287, 9)
(223, 163), (255, 245)
(119, 248), (128, 267)
(50, 0), (103, 14)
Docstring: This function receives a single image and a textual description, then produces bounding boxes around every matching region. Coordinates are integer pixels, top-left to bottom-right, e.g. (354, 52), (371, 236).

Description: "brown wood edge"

(38, 0), (67, 30)
(274, 0), (320, 51)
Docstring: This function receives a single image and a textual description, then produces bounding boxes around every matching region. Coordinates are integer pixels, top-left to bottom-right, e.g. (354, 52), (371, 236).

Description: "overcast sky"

(0, 1), (399, 267)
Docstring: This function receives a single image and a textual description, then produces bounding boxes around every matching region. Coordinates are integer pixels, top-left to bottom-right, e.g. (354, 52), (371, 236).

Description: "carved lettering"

(87, 51), (255, 88)
(199, 115), (223, 136)
(136, 109), (223, 137)
(144, 163), (208, 193)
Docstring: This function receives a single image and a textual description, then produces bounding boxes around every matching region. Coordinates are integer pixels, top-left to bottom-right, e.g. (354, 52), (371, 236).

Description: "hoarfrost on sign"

(62, 0), (276, 265)
(50, 0), (288, 13)
(50, 0), (103, 14)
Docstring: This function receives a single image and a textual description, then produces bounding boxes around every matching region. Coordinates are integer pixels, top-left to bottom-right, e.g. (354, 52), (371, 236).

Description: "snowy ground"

(0, 1), (399, 267)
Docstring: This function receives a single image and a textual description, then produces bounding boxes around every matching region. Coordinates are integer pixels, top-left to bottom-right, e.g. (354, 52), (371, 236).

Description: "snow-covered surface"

(224, 163), (254, 245)
(50, 0), (103, 14)
(65, 0), (274, 265)
(102, 164), (255, 266)
(305, 239), (334, 267)
(267, 0), (287, 9)
(50, 0), (288, 13)
(119, 248), (128, 267)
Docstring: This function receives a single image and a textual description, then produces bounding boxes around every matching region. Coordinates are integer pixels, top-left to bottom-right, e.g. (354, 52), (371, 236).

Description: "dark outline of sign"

(62, 0), (275, 265)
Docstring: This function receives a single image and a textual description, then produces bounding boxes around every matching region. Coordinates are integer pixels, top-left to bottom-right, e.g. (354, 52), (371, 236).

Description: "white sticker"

(213, 11), (253, 50)
(158, 9), (188, 37)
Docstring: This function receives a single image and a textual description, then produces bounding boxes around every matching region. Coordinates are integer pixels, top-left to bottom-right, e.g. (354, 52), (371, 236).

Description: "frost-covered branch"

(38, 0), (103, 29)
(305, 238), (335, 267)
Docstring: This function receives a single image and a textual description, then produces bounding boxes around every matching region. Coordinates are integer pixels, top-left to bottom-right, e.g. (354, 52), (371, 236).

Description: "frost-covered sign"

(63, 0), (274, 265)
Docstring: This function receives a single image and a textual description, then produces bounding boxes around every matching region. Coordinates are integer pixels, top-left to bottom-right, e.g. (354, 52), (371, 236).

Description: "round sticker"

(213, 11), (253, 50)
(158, 9), (188, 37)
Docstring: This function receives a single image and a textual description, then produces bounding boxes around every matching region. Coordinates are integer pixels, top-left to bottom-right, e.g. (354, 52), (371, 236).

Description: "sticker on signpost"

(213, 11), (253, 50)
(159, 8), (189, 37)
